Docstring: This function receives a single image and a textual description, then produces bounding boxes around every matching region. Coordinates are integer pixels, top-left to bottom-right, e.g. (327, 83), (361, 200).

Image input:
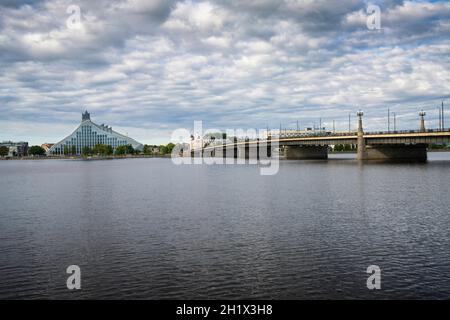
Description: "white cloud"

(0, 0), (450, 145)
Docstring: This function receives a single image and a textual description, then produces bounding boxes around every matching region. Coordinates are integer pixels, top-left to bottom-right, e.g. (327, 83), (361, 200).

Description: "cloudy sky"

(0, 0), (449, 145)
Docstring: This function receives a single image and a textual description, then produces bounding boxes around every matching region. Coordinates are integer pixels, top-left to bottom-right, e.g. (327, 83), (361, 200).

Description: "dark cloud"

(0, 0), (44, 8)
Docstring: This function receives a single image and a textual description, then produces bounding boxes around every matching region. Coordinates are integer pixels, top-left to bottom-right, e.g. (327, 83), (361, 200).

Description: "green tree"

(0, 146), (9, 157)
(82, 146), (92, 156)
(92, 144), (113, 156)
(127, 145), (135, 154)
(430, 144), (445, 150)
(159, 145), (168, 155)
(143, 144), (153, 155)
(115, 144), (135, 155)
(166, 143), (175, 154)
(28, 145), (46, 156)
(344, 144), (356, 151)
(115, 145), (126, 155)
(92, 145), (99, 155)
(334, 144), (343, 152)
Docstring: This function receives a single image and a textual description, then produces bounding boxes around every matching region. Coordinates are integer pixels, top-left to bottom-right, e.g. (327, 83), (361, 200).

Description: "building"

(41, 143), (54, 152)
(0, 141), (29, 157)
(145, 145), (160, 154)
(48, 111), (144, 155)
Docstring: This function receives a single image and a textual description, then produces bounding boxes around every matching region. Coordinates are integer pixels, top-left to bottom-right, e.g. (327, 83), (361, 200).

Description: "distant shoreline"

(0, 154), (173, 161)
(1, 149), (450, 161)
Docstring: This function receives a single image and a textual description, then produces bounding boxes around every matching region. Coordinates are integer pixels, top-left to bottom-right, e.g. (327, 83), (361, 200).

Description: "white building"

(0, 141), (29, 157)
(48, 111), (143, 155)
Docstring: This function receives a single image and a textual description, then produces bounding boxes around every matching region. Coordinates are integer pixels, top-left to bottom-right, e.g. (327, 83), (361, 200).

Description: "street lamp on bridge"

(393, 112), (397, 131)
(356, 110), (366, 159)
(357, 110), (364, 134)
(419, 110), (426, 132)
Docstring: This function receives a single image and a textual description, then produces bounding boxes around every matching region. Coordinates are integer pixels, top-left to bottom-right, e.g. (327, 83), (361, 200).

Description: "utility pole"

(333, 120), (335, 133)
(348, 113), (351, 132)
(388, 107), (390, 132)
(319, 118), (322, 131)
(393, 112), (396, 131)
(442, 101), (445, 130)
(439, 106), (442, 130)
(296, 120), (299, 132)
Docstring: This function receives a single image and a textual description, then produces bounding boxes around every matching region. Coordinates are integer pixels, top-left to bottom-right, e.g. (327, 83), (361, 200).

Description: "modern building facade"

(48, 111), (143, 155)
(0, 141), (29, 157)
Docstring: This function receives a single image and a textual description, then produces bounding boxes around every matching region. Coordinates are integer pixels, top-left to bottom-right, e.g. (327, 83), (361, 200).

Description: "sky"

(0, 0), (449, 145)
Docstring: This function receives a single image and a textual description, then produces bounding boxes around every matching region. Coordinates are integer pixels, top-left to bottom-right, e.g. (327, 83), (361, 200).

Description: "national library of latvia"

(48, 111), (143, 155)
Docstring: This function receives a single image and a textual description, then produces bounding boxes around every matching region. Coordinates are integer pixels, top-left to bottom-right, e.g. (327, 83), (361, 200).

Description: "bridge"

(191, 112), (450, 161)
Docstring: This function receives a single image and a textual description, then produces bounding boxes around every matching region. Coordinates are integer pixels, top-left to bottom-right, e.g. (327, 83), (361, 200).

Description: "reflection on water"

(1, 152), (450, 299)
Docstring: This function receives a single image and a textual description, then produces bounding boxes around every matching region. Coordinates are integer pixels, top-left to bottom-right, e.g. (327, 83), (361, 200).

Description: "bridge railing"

(275, 128), (450, 139)
(363, 128), (450, 135)
(276, 131), (355, 138)
(200, 128), (450, 148)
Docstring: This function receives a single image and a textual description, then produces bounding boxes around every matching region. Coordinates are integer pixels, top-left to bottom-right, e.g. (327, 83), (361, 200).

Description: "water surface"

(1, 153), (450, 299)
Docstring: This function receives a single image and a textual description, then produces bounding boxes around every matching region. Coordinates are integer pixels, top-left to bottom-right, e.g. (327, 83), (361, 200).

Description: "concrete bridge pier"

(233, 138), (238, 159)
(225, 145), (237, 159)
(203, 148), (214, 158)
(248, 142), (259, 163)
(191, 150), (202, 158)
(237, 139), (259, 162)
(362, 144), (428, 161)
(258, 142), (272, 159)
(214, 145), (227, 158)
(266, 137), (272, 158)
(237, 140), (249, 160)
(284, 145), (328, 159)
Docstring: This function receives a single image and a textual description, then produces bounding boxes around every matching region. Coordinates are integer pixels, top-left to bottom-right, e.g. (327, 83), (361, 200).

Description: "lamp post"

(393, 112), (396, 131)
(348, 113), (351, 132)
(388, 107), (390, 132)
(357, 110), (364, 133)
(419, 110), (426, 132)
(442, 101), (445, 130)
(356, 110), (367, 160)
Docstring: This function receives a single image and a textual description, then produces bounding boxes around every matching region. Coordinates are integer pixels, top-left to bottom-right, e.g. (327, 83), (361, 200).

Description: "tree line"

(143, 143), (175, 155)
(6, 143), (177, 157)
(81, 144), (140, 156)
(332, 144), (357, 152)
(0, 146), (9, 156)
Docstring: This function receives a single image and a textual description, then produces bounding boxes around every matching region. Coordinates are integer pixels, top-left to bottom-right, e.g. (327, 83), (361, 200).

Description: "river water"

(1, 153), (450, 299)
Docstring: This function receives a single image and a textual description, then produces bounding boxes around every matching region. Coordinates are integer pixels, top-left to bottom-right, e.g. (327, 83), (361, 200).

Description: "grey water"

(1, 153), (450, 299)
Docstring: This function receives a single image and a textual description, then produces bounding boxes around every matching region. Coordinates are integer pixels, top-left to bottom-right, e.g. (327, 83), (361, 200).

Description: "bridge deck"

(198, 130), (450, 151)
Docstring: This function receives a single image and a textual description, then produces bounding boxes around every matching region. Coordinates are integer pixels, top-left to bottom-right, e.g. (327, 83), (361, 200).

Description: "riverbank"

(2, 149), (449, 160)
(2, 152), (450, 299)
(0, 154), (172, 160)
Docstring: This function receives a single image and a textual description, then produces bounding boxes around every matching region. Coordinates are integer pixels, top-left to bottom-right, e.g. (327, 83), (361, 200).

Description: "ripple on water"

(1, 156), (450, 299)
